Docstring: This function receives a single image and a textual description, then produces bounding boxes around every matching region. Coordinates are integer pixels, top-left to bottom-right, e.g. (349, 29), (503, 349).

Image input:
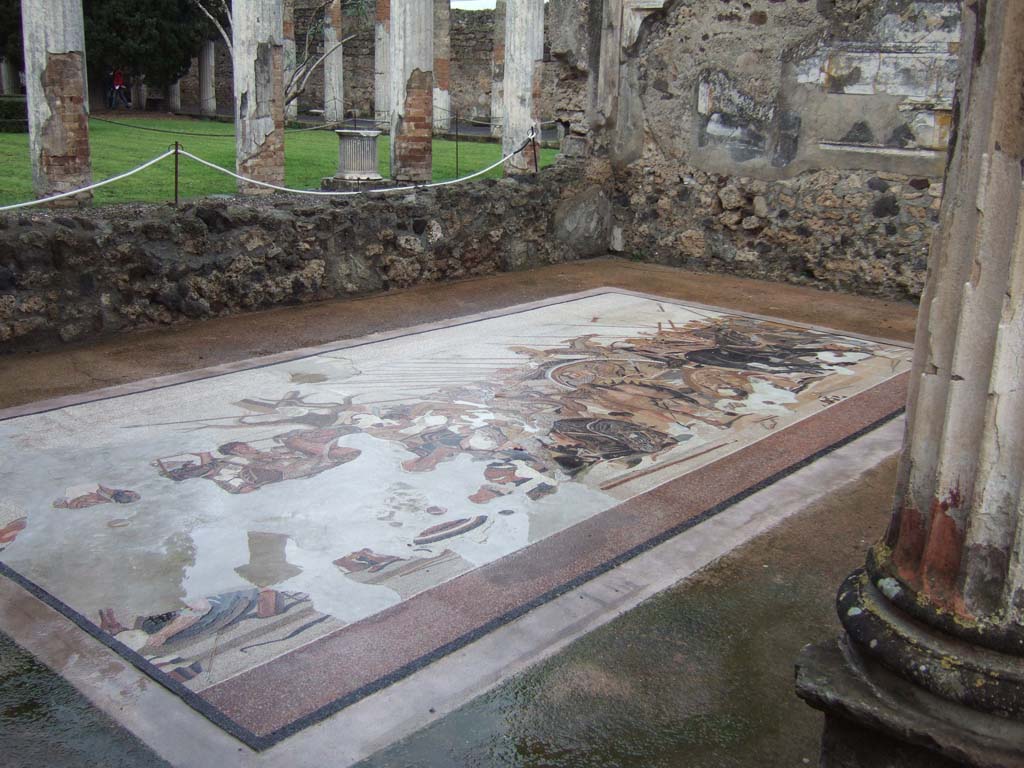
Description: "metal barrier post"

(174, 142), (180, 206)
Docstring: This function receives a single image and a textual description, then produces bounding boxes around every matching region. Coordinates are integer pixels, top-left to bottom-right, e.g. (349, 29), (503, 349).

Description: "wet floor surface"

(0, 634), (169, 768)
(0, 258), (917, 411)
(353, 459), (896, 768)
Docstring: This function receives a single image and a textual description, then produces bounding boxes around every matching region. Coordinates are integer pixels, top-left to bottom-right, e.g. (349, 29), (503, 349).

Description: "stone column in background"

(489, 0), (506, 138)
(20, 0), (92, 203)
(432, 0), (451, 133)
(388, 0), (432, 182)
(232, 0), (285, 192)
(168, 80), (181, 113)
(282, 0), (298, 121)
(501, 0), (543, 174)
(0, 57), (16, 95)
(795, 2), (1024, 765)
(324, 0), (345, 123)
(199, 39), (217, 116)
(374, 0), (391, 123)
(130, 76), (147, 111)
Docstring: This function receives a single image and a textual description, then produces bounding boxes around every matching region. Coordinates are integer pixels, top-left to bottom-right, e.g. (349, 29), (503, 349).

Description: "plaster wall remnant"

(593, 0), (961, 301)
(232, 0), (286, 192)
(502, 0), (543, 174)
(374, 0), (391, 119)
(20, 0), (92, 204)
(489, 0), (506, 137)
(199, 40), (217, 116)
(324, 0), (345, 122)
(283, 0), (299, 120)
(389, 0), (433, 181)
(796, 2), (1024, 764)
(433, 0), (452, 132)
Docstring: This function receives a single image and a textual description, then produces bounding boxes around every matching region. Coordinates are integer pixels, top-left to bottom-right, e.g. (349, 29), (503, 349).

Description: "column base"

(796, 639), (1024, 768)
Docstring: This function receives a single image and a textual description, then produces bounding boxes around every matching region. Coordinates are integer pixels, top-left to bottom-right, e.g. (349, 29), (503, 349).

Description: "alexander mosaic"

(0, 292), (911, 723)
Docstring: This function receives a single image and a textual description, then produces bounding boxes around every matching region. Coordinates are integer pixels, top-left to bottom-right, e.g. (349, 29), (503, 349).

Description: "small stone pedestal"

(330, 129), (382, 182)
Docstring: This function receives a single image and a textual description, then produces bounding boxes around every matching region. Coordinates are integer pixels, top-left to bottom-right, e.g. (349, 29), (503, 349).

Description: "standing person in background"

(111, 68), (130, 108)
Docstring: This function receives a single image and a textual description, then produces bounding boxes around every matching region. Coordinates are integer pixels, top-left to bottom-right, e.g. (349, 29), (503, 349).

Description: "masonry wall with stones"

(596, 0), (960, 301)
(450, 9), (495, 120)
(0, 161), (612, 351)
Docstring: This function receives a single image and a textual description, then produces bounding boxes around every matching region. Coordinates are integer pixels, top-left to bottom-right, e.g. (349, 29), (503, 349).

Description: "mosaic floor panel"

(0, 291), (912, 748)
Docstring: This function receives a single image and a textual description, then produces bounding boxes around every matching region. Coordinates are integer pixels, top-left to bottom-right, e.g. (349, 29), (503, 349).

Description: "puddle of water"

(0, 632), (170, 768)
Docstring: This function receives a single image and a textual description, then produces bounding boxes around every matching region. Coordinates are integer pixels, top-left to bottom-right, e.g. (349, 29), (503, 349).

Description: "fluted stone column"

(432, 0), (451, 133)
(199, 40), (217, 117)
(168, 80), (181, 113)
(501, 0), (543, 175)
(0, 57), (16, 95)
(324, 0), (345, 123)
(282, 0), (298, 121)
(489, 0), (506, 138)
(232, 0), (285, 192)
(130, 77), (147, 111)
(389, 0), (432, 182)
(374, 0), (390, 122)
(21, 0), (92, 203)
(796, 2), (1024, 765)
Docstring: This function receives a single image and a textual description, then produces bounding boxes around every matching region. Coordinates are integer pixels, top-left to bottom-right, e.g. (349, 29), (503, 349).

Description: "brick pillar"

(232, 0), (285, 193)
(324, 0), (345, 123)
(199, 40), (217, 117)
(796, 3), (1024, 765)
(374, 0), (390, 122)
(490, 0), (505, 138)
(21, 0), (92, 204)
(283, 0), (298, 121)
(389, 0), (432, 182)
(501, 0), (543, 174)
(432, 0), (451, 133)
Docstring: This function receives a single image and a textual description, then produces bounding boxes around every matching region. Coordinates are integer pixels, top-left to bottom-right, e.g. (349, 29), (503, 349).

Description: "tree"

(188, 0), (371, 106)
(0, 0), (23, 71)
(82, 0), (211, 88)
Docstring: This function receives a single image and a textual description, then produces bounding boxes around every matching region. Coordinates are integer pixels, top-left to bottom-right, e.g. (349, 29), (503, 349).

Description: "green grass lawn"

(0, 116), (558, 207)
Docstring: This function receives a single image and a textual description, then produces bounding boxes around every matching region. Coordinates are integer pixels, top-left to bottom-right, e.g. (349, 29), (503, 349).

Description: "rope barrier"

(0, 128), (538, 211)
(176, 128), (535, 197)
(0, 150), (176, 212)
(90, 115), (355, 137)
(89, 115), (234, 138)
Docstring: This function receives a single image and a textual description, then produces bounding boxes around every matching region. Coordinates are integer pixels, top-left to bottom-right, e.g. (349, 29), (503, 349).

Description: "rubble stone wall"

(0, 161), (612, 351)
